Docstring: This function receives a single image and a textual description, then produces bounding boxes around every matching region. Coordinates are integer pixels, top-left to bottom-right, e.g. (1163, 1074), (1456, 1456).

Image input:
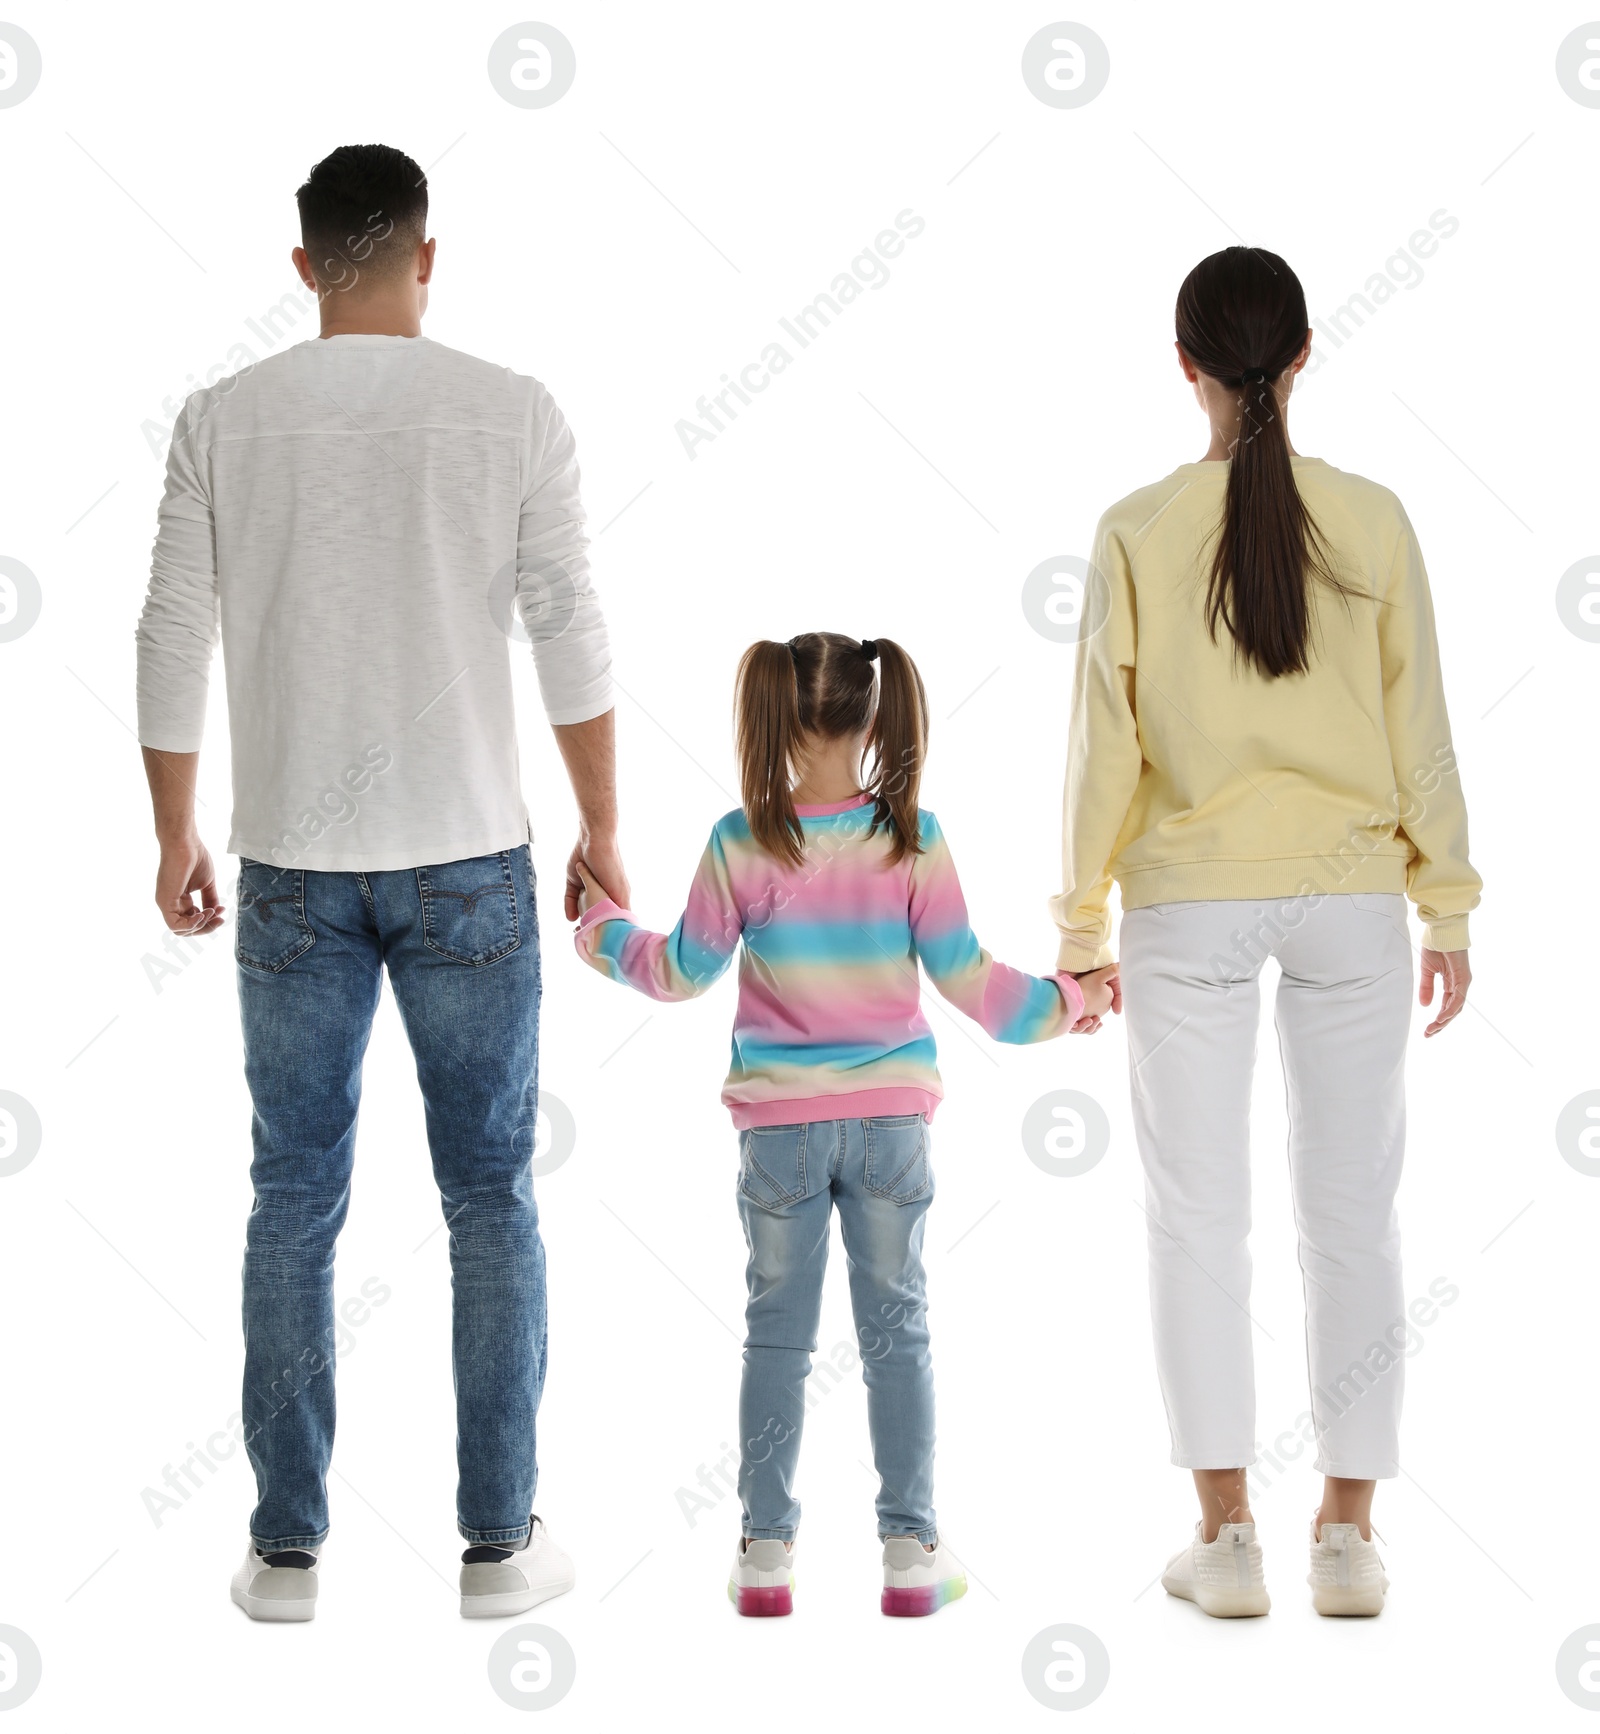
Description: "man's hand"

(566, 834), (630, 922)
(1420, 947), (1470, 1037)
(155, 832), (225, 936)
(1069, 963), (1121, 1034)
(552, 710), (628, 920)
(141, 747), (224, 936)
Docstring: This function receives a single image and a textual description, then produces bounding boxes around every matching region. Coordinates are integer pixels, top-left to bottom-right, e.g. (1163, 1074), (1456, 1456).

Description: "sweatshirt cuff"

(1055, 935), (1115, 973)
(1421, 913), (1470, 952)
(1050, 971), (1086, 1022)
(575, 896), (632, 941)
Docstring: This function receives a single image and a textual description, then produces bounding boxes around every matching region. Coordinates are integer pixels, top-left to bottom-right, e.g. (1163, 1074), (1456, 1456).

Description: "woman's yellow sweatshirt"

(1052, 456), (1481, 972)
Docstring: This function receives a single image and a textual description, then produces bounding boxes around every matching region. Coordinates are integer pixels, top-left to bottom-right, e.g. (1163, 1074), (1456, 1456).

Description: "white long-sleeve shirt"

(136, 333), (613, 871)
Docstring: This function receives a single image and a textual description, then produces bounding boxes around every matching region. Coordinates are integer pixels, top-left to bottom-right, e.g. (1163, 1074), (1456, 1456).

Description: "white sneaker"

(1161, 1521), (1270, 1618)
(459, 1516), (576, 1619)
(230, 1541), (320, 1622)
(881, 1534), (967, 1617)
(728, 1537), (794, 1617)
(1308, 1518), (1387, 1616)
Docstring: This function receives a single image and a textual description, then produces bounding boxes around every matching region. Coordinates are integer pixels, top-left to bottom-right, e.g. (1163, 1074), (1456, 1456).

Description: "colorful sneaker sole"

(728, 1578), (794, 1617)
(880, 1574), (967, 1617)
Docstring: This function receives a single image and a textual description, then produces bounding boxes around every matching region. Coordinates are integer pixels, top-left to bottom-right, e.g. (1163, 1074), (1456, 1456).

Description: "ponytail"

(1175, 246), (1352, 679)
(864, 637), (927, 865)
(735, 640), (805, 867)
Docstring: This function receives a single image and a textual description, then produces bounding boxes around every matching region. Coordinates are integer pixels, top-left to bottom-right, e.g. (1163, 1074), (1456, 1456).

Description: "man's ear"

(418, 237), (437, 286)
(291, 245), (318, 294)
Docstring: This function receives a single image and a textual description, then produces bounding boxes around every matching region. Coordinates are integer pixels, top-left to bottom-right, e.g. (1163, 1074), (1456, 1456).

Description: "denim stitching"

(417, 850), (521, 966)
(740, 1122), (807, 1205)
(863, 1116), (929, 1200)
(237, 863), (315, 974)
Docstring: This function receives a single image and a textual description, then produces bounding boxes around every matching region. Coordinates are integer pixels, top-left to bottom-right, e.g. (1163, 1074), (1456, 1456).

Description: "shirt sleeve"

(519, 388), (614, 726)
(135, 398), (219, 752)
(1049, 514), (1143, 972)
(574, 825), (743, 1000)
(1377, 514), (1481, 950)
(909, 813), (1084, 1041)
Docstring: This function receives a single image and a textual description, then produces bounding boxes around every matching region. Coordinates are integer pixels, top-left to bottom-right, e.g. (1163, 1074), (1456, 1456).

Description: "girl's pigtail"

(865, 637), (928, 864)
(735, 640), (806, 868)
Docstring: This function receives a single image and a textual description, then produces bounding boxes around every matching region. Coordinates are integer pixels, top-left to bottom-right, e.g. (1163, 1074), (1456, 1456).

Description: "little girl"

(573, 633), (1117, 1617)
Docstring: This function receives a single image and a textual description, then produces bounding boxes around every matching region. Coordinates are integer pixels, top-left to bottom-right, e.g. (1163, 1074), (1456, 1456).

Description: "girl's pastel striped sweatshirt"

(574, 796), (1085, 1128)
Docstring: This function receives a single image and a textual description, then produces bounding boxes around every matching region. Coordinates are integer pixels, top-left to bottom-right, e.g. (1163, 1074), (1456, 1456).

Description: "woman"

(1052, 246), (1480, 1618)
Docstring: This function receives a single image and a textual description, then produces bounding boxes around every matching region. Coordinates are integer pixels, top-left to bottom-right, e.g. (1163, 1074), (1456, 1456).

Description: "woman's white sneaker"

(459, 1516), (576, 1619)
(1308, 1519), (1387, 1616)
(230, 1543), (320, 1621)
(728, 1538), (794, 1616)
(881, 1535), (967, 1617)
(1161, 1521), (1270, 1617)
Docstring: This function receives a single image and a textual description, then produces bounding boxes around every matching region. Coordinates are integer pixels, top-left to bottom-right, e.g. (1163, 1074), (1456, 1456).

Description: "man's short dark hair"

(296, 144), (427, 285)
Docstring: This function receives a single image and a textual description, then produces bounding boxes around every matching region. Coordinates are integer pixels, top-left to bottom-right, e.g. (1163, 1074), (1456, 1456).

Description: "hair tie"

(784, 638), (799, 660)
(1238, 366), (1268, 386)
(860, 639), (879, 662)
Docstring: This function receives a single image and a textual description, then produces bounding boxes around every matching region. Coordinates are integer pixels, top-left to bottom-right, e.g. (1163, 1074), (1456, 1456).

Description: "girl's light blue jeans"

(735, 1114), (937, 1544)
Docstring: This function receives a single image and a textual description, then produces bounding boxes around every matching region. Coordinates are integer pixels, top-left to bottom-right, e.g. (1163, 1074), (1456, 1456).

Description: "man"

(135, 143), (627, 1622)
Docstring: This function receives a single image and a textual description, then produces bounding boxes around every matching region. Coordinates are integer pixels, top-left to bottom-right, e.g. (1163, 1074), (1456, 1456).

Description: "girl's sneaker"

(881, 1535), (967, 1617)
(1308, 1518), (1388, 1616)
(1161, 1521), (1270, 1617)
(728, 1538), (794, 1616)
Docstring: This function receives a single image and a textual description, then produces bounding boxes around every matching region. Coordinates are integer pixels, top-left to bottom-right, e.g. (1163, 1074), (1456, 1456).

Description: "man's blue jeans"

(235, 845), (545, 1551)
(735, 1115), (938, 1544)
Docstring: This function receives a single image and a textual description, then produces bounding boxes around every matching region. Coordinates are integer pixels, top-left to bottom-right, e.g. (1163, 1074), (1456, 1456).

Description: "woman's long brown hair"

(734, 633), (928, 867)
(1175, 246), (1352, 678)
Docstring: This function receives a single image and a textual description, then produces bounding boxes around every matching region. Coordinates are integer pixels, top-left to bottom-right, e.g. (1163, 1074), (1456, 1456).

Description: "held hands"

(565, 835), (630, 922)
(571, 857), (622, 920)
(1419, 947), (1470, 1037)
(1069, 963), (1122, 1034)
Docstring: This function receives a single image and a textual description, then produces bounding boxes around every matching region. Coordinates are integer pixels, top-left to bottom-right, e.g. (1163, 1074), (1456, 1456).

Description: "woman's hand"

(1070, 963), (1122, 1033)
(1420, 947), (1470, 1037)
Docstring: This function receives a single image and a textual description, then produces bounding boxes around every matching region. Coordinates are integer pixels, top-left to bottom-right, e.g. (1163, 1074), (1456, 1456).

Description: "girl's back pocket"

(739, 1124), (809, 1208)
(863, 1114), (931, 1202)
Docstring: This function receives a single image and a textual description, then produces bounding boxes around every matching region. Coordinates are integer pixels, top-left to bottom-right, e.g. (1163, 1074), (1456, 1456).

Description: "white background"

(1, 0), (1594, 1726)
